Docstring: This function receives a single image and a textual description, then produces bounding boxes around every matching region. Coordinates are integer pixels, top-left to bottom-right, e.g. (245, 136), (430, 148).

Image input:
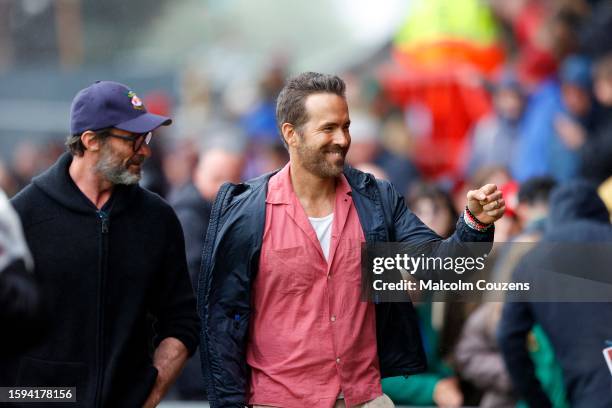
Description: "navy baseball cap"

(70, 81), (172, 135)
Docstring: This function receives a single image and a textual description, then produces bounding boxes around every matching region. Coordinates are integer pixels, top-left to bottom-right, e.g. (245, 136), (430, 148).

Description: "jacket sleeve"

(175, 205), (209, 288)
(151, 209), (200, 356)
(382, 374), (440, 405)
(383, 179), (494, 244)
(497, 300), (552, 408)
(199, 184), (253, 408)
(0, 190), (41, 353)
(0, 259), (41, 354)
(379, 179), (494, 280)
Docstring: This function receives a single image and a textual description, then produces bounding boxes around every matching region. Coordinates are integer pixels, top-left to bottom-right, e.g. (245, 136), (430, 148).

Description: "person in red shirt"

(199, 72), (505, 408)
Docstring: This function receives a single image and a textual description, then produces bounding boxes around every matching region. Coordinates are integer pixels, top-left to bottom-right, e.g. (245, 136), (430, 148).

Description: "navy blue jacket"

(198, 166), (494, 407)
(498, 180), (612, 408)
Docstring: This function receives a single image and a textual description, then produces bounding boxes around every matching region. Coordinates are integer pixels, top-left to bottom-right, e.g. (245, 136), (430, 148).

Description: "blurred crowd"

(2, 0), (612, 407)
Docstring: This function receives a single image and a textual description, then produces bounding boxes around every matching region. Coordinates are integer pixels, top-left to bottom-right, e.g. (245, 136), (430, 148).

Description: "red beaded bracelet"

(464, 206), (493, 232)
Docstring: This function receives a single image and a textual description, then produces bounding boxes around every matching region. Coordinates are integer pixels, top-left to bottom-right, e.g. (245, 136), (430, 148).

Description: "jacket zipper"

(94, 210), (109, 408)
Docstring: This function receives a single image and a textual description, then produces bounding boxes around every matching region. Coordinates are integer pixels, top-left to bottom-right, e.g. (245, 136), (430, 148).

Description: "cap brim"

(115, 112), (172, 133)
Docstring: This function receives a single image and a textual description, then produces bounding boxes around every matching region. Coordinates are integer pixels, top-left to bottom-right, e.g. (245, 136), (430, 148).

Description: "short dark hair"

(65, 128), (110, 156)
(518, 176), (557, 205)
(407, 182), (459, 220)
(275, 72), (346, 145)
(65, 134), (86, 156)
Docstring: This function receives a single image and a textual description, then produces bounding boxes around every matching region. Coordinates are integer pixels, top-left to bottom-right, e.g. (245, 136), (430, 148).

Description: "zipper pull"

(98, 210), (109, 234)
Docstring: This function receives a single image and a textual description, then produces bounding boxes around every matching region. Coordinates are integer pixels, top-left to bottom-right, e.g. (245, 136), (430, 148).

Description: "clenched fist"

(466, 183), (505, 225)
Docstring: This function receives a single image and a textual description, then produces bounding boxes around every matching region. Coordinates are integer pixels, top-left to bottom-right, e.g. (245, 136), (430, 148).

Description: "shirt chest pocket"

(341, 238), (364, 283)
(264, 246), (316, 294)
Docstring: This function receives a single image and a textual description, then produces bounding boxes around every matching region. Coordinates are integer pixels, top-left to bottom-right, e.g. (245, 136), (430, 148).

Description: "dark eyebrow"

(318, 120), (351, 129)
(318, 122), (339, 129)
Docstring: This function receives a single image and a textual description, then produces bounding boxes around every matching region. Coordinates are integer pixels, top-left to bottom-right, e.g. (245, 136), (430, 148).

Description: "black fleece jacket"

(5, 153), (200, 408)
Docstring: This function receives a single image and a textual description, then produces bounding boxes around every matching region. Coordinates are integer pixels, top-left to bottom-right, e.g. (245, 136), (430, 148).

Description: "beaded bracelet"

(464, 206), (494, 232)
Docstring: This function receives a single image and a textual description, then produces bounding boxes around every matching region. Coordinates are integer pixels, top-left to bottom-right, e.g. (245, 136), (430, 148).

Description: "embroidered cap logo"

(127, 90), (144, 110)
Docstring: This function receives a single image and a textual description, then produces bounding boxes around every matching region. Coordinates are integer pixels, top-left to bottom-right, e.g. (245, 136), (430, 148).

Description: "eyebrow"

(318, 120), (351, 129)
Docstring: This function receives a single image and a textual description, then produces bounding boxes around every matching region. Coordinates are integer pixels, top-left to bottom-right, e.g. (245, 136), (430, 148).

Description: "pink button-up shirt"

(247, 163), (382, 408)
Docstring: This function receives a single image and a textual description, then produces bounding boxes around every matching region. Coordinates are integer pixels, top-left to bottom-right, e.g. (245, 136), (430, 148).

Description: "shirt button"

(330, 315), (336, 322)
(327, 275), (331, 279)
(336, 357), (341, 363)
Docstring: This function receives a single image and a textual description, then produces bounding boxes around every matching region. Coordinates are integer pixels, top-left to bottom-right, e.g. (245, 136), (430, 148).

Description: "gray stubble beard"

(94, 143), (142, 185)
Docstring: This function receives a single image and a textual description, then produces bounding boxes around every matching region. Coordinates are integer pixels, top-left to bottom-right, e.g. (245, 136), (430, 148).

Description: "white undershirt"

(308, 212), (334, 262)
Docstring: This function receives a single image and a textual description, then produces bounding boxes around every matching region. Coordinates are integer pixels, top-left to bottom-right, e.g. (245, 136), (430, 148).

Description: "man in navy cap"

(5, 81), (200, 407)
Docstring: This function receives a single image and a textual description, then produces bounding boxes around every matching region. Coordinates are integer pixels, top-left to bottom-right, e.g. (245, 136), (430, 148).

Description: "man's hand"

(433, 377), (463, 407)
(466, 184), (505, 225)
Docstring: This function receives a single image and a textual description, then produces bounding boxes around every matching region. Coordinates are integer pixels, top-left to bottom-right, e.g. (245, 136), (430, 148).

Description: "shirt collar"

(266, 162), (352, 205)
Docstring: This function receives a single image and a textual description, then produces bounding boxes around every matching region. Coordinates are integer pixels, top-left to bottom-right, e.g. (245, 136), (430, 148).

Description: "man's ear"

(281, 123), (297, 148)
(81, 130), (101, 152)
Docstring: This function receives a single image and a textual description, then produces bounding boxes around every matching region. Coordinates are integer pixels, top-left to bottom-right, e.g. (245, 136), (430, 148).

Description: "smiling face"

(94, 128), (151, 185)
(287, 93), (351, 179)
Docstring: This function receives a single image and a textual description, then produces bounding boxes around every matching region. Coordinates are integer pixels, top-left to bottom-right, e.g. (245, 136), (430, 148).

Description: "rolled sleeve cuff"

(457, 214), (495, 242)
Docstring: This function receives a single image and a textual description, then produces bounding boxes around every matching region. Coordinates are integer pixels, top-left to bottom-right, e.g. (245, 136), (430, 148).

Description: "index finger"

(479, 183), (497, 196)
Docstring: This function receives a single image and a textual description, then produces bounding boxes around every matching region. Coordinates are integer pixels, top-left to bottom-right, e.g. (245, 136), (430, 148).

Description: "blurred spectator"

(38, 140), (65, 171)
(241, 63), (286, 144)
(0, 160), (18, 197)
(243, 142), (289, 179)
(408, 183), (459, 238)
(140, 135), (171, 197)
(0, 188), (40, 385)
(579, 0), (612, 58)
(239, 62), (290, 179)
(550, 55), (595, 180)
(456, 303), (570, 408)
(580, 53), (612, 183)
(511, 74), (555, 182)
(455, 303), (516, 408)
(345, 112), (380, 168)
(515, 176), (557, 238)
(456, 176), (568, 408)
(170, 144), (245, 401)
(513, 54), (595, 182)
(163, 138), (199, 193)
(466, 72), (525, 178)
(498, 180), (612, 408)
(346, 111), (419, 193)
(139, 90), (174, 197)
(598, 175), (612, 221)
(492, 176), (556, 287)
(471, 166), (513, 196)
(11, 141), (42, 190)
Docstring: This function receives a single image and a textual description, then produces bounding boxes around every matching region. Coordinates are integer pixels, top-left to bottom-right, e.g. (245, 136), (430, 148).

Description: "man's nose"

(137, 141), (152, 158)
(333, 128), (350, 147)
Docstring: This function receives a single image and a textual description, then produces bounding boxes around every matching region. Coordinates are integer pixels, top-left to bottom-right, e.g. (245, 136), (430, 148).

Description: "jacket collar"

(343, 165), (378, 200)
(32, 152), (137, 215)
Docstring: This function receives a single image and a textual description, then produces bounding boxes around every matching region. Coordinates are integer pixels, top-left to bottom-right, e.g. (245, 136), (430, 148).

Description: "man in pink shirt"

(199, 72), (505, 408)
